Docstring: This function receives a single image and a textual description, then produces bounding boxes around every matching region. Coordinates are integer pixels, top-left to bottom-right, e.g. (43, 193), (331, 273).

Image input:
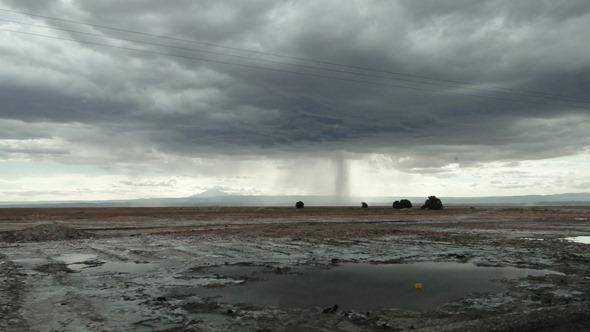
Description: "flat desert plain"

(1, 206), (589, 331)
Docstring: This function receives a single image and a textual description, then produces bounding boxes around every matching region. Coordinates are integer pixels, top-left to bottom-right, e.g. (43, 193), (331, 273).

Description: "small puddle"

(55, 253), (155, 273)
(66, 261), (156, 274)
(191, 262), (559, 311)
(55, 254), (98, 265)
(89, 261), (155, 274)
(12, 258), (51, 267)
(564, 236), (590, 244)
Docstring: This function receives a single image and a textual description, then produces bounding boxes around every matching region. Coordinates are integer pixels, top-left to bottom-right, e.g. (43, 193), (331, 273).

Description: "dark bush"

(295, 201), (304, 209)
(393, 199), (412, 209)
(400, 199), (412, 209)
(361, 202), (368, 208)
(421, 196), (443, 210)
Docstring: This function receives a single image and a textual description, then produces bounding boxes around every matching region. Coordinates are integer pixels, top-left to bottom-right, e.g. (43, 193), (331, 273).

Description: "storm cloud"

(0, 0), (589, 199)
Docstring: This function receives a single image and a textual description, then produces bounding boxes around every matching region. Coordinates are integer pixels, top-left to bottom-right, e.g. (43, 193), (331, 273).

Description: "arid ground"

(1, 206), (589, 331)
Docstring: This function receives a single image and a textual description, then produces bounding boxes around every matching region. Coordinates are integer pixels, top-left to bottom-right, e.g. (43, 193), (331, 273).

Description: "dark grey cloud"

(0, 0), (589, 171)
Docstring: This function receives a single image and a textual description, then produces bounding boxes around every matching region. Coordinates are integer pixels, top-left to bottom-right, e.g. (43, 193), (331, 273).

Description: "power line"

(0, 7), (587, 104)
(0, 28), (586, 109)
(0, 28), (446, 91)
(2, 17), (588, 107)
(0, 18), (454, 87)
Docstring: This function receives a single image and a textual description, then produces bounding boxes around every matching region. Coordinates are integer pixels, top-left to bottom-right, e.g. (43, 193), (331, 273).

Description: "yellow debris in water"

(414, 282), (423, 290)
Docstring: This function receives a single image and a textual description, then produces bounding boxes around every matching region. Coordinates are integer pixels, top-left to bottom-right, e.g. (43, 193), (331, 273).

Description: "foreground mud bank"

(1, 207), (589, 331)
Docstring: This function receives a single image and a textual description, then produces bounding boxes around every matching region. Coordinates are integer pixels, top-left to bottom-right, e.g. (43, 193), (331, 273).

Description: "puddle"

(55, 253), (155, 273)
(564, 236), (590, 244)
(521, 237), (544, 241)
(68, 261), (156, 273)
(190, 262), (559, 311)
(12, 258), (51, 267)
(55, 254), (98, 265)
(90, 261), (156, 273)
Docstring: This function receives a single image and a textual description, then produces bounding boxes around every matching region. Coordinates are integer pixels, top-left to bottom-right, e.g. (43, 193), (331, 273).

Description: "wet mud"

(1, 206), (589, 331)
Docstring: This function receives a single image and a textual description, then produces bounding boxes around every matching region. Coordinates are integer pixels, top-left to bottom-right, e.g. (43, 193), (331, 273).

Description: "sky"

(0, 0), (590, 201)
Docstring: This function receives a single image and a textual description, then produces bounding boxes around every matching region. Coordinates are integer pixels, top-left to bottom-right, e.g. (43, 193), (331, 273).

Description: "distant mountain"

(1, 192), (590, 208)
(190, 188), (233, 198)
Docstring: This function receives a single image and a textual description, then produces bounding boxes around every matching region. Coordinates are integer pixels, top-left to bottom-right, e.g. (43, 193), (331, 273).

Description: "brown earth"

(0, 206), (589, 331)
(0, 206), (588, 239)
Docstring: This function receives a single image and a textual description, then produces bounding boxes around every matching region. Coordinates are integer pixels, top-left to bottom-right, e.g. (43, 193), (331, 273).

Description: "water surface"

(194, 262), (559, 311)
(55, 253), (155, 273)
(564, 236), (590, 244)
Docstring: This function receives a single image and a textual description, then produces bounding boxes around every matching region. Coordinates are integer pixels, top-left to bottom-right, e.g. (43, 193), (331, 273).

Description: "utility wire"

(1, 27), (586, 110)
(1, 17), (588, 107)
(0, 7), (587, 104)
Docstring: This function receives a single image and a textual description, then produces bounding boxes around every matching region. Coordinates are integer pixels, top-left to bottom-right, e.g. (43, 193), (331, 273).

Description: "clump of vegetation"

(392, 199), (412, 209)
(295, 201), (304, 209)
(361, 202), (368, 208)
(421, 196), (443, 210)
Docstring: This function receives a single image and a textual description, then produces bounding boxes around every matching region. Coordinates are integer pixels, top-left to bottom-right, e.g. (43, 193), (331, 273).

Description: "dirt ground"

(0, 206), (589, 331)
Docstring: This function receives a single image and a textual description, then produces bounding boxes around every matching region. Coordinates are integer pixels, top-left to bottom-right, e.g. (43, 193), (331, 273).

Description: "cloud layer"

(0, 0), (589, 198)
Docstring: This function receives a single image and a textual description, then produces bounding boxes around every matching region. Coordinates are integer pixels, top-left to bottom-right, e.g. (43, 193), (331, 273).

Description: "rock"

(273, 266), (290, 274)
(322, 304), (339, 313)
(421, 196), (443, 210)
(295, 201), (304, 209)
(361, 202), (368, 208)
(344, 311), (369, 322)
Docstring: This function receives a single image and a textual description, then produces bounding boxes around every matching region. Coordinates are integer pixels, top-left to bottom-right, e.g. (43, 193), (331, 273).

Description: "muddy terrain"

(1, 206), (589, 331)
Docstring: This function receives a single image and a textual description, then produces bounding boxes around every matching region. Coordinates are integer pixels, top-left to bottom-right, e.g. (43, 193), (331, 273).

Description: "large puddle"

(192, 262), (559, 311)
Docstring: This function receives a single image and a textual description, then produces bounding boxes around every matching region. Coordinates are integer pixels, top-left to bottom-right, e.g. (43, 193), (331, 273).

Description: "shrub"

(295, 201), (304, 209)
(400, 199), (412, 209)
(421, 196), (443, 210)
(361, 202), (368, 208)
(393, 199), (412, 209)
